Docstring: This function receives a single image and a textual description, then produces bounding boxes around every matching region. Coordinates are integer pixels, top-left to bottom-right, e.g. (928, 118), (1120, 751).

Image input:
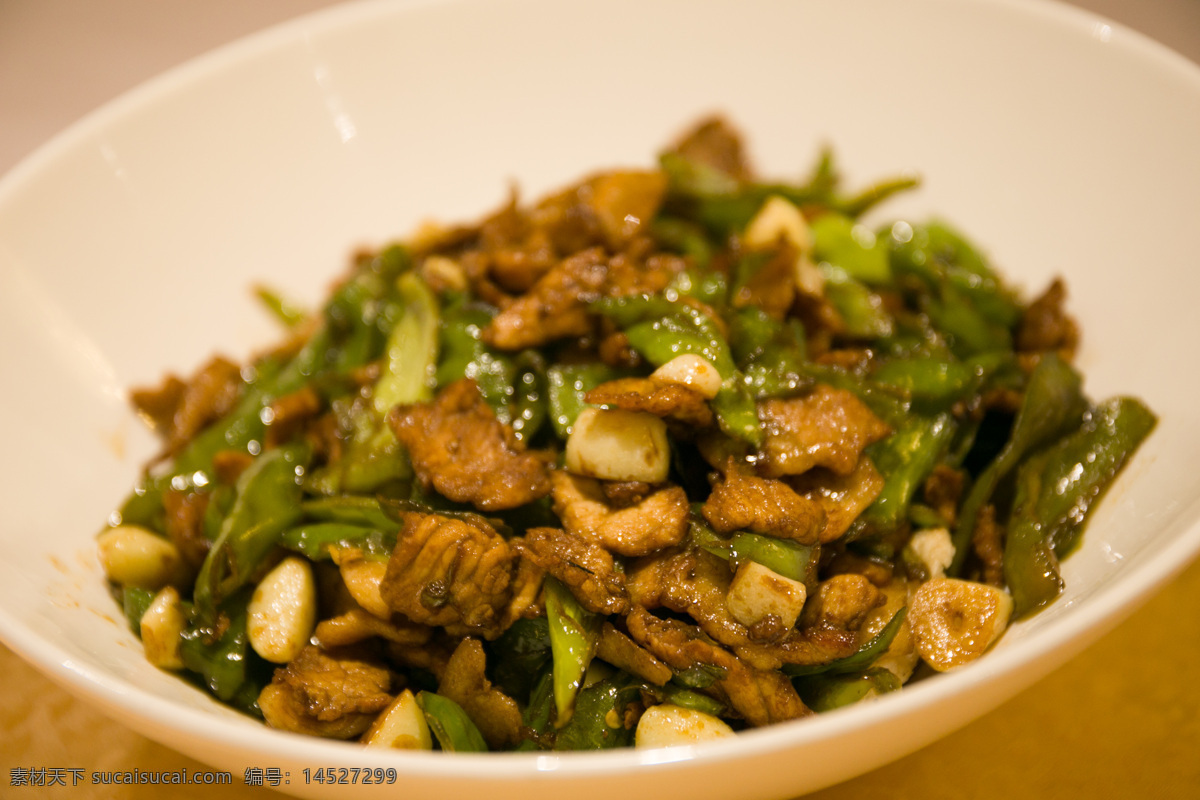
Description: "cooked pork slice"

(517, 527), (628, 615)
(584, 377), (714, 428)
(259, 644), (393, 739)
(596, 622), (673, 686)
(1016, 277), (1079, 359)
(131, 355), (242, 456)
(702, 463), (826, 544)
(666, 115), (754, 181)
(312, 608), (433, 649)
(788, 458), (886, 543)
(626, 546), (751, 648)
(551, 470), (688, 557)
(389, 379), (552, 512)
(758, 385), (891, 477)
(439, 638), (523, 750)
(624, 607), (811, 726)
(379, 512), (516, 639)
(483, 247), (609, 351)
(799, 574), (884, 632)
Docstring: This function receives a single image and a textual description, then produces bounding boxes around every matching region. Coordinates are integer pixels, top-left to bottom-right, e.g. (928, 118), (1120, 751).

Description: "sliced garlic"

(331, 549), (392, 620)
(140, 586), (187, 669)
(744, 195), (811, 252)
(248, 556), (318, 664)
(635, 704), (735, 748)
(905, 528), (955, 579)
(909, 577), (1013, 672)
(725, 560), (808, 630)
(565, 407), (670, 483)
(97, 525), (186, 590)
(650, 354), (722, 399)
(363, 689), (433, 750)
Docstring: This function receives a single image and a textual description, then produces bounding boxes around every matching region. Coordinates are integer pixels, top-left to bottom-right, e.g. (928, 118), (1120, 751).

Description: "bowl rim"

(2, 0), (1200, 783)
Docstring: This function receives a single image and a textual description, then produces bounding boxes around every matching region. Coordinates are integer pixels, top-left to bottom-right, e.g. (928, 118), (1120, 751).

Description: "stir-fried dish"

(98, 117), (1155, 752)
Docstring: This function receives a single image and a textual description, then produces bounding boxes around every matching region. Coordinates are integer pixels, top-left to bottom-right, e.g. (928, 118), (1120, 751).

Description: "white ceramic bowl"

(2, 1), (1199, 798)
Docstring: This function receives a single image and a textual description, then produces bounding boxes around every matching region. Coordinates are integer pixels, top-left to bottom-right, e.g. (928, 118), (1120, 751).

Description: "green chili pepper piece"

(193, 442), (310, 627)
(179, 587), (255, 702)
(811, 213), (891, 284)
(544, 576), (601, 727)
(819, 263), (894, 339)
(546, 363), (622, 439)
(650, 216), (715, 269)
(951, 353), (1087, 576)
(122, 586), (157, 636)
(794, 668), (902, 713)
(552, 673), (642, 751)
(297, 495), (399, 529)
(490, 616), (553, 702)
(1004, 397), (1156, 616)
(851, 413), (957, 544)
(836, 175), (921, 219)
(416, 691), (489, 752)
(253, 284), (310, 329)
(515, 668), (556, 751)
(729, 532), (818, 584)
(784, 608), (907, 677)
(657, 686), (727, 718)
(277, 522), (393, 561)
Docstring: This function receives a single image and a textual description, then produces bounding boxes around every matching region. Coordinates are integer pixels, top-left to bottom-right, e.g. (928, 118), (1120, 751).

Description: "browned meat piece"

(822, 549), (895, 588)
(666, 115), (753, 181)
(161, 488), (210, 568)
(551, 471), (689, 557)
(1016, 278), (1079, 359)
(922, 463), (965, 527)
(130, 355), (242, 456)
(729, 245), (796, 320)
(971, 504), (1005, 588)
(379, 512), (517, 639)
(258, 644), (393, 739)
(211, 449), (255, 484)
(483, 248), (683, 352)
(129, 375), (185, 434)
(596, 329), (643, 368)
(500, 553), (546, 627)
(585, 170), (668, 250)
(624, 607), (810, 727)
(602, 481), (652, 508)
(799, 574), (883, 632)
(389, 379), (552, 512)
(482, 248), (609, 351)
(438, 638), (523, 750)
(264, 385), (322, 448)
(517, 527), (628, 615)
(385, 638), (455, 682)
(732, 624), (861, 673)
(596, 622), (673, 686)
(312, 608), (433, 649)
(758, 385), (892, 477)
(702, 463), (826, 544)
(584, 377), (714, 428)
(789, 458), (886, 543)
(626, 547), (752, 648)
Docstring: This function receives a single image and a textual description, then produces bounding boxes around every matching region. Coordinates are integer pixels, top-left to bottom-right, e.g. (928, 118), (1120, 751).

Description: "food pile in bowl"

(95, 117), (1154, 753)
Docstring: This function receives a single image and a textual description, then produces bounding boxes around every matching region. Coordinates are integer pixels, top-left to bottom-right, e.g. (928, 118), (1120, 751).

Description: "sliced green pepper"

(193, 442), (310, 627)
(544, 576), (601, 727)
(1004, 396), (1156, 616)
(951, 353), (1087, 576)
(416, 691), (489, 752)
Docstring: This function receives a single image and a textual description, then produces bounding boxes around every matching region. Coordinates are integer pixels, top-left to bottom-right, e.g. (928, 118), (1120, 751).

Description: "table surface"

(2, 1), (1199, 798)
